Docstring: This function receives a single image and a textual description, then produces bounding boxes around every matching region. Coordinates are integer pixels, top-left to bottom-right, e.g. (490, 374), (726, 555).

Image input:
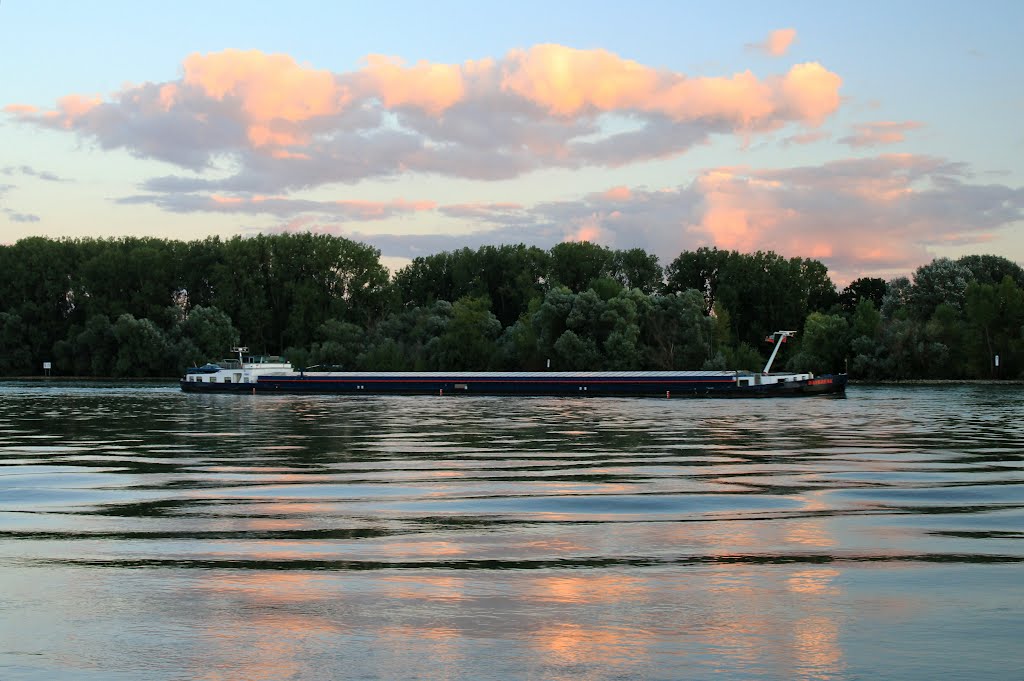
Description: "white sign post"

(43, 361), (52, 377)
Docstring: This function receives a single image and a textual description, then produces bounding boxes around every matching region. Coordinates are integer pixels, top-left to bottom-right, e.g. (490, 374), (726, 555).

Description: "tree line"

(0, 234), (1021, 379)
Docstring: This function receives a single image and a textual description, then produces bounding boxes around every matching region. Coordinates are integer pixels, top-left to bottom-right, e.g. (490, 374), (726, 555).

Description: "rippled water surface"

(1, 383), (1022, 680)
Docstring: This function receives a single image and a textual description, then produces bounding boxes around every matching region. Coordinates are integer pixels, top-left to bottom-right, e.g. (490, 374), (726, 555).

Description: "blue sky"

(2, 1), (1022, 282)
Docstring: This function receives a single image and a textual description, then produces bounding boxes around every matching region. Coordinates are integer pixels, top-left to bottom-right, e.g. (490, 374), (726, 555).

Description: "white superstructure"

(183, 346), (294, 385)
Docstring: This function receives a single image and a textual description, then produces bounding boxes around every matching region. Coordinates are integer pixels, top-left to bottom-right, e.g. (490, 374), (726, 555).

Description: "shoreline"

(3, 376), (1021, 386)
(850, 378), (1024, 385)
(2, 376), (178, 382)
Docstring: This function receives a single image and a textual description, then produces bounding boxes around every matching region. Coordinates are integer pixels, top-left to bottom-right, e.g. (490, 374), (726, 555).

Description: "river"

(0, 383), (1021, 680)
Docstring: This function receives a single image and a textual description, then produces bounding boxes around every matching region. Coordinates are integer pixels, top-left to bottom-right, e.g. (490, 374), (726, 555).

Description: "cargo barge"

(180, 331), (847, 398)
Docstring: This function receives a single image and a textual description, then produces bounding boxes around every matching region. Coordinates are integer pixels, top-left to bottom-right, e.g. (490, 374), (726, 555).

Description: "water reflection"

(0, 383), (1022, 679)
(792, 615), (844, 679)
(530, 572), (647, 604)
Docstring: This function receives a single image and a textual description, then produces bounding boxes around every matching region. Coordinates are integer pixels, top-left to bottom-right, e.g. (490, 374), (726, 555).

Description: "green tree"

(0, 312), (32, 375)
(553, 330), (601, 370)
(663, 247), (731, 313)
(393, 244), (549, 327)
(435, 296), (502, 369)
(476, 245), (550, 327)
(359, 300), (454, 370)
(908, 257), (972, 320)
(881, 277), (912, 319)
(797, 258), (839, 313)
(786, 313), (849, 374)
(956, 254), (1024, 288)
(708, 303), (733, 360)
(52, 314), (118, 376)
(600, 289), (647, 369)
(309, 319), (367, 369)
(549, 241), (614, 292)
(175, 306), (239, 364)
(531, 287), (577, 362)
(850, 299), (882, 340)
(611, 248), (663, 293)
(112, 314), (171, 377)
(211, 235), (273, 351)
(840, 277), (887, 312)
(847, 300), (885, 379)
(923, 303), (965, 378)
(211, 233), (387, 354)
(0, 237), (79, 370)
(638, 290), (713, 369)
(665, 248), (834, 348)
(965, 276), (1024, 377)
(589, 276), (624, 301)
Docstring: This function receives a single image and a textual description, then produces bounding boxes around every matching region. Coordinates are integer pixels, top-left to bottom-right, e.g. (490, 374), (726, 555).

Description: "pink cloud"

(564, 214), (607, 244)
(696, 169), (784, 252)
(441, 202), (524, 218)
(501, 44), (838, 128)
(777, 62), (842, 125)
(209, 194), (245, 205)
(40, 94), (103, 130)
(688, 155), (1017, 281)
(769, 29), (798, 56)
(2, 104), (38, 114)
(5, 45), (842, 189)
(602, 186), (632, 201)
(748, 28), (798, 57)
(500, 44), (661, 116)
(386, 155), (1018, 284)
(359, 54), (466, 115)
(655, 69), (776, 126)
(782, 130), (830, 146)
(118, 192), (436, 220)
(270, 149), (312, 160)
(331, 198), (437, 219)
(181, 49), (349, 148)
(225, 153), (1021, 287)
(182, 50), (347, 121)
(839, 121), (924, 148)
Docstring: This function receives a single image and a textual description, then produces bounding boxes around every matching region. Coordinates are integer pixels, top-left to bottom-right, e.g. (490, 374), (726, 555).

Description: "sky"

(1, 1), (1022, 284)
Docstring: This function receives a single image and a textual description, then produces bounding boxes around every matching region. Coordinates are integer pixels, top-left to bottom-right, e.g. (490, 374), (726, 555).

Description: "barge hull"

(180, 373), (847, 397)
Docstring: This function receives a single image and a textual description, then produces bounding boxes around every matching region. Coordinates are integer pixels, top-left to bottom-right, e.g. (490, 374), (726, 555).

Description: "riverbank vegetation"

(1, 235), (1022, 379)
